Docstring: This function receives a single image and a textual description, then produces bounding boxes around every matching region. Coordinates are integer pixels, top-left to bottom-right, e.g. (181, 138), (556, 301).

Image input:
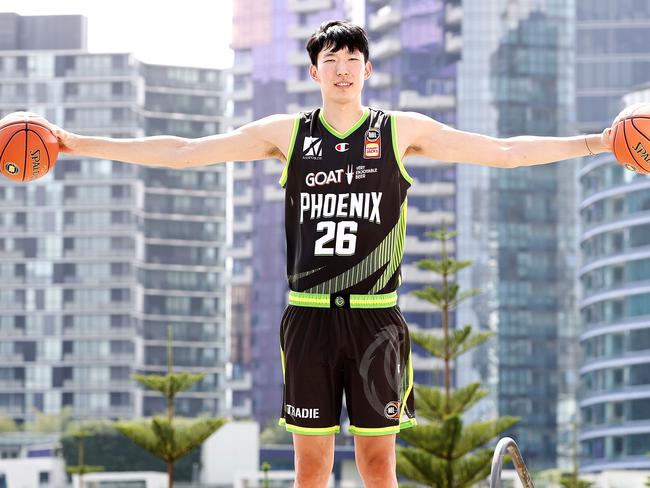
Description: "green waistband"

(288, 291), (397, 309)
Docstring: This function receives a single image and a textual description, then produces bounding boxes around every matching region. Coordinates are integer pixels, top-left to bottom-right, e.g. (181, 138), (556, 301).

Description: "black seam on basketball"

(622, 120), (645, 171)
(29, 127), (52, 175)
(0, 127), (26, 165)
(22, 122), (27, 182)
(629, 119), (650, 171)
(623, 116), (650, 121)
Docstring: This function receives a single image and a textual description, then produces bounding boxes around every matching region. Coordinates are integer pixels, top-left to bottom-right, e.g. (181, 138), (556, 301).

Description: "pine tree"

(65, 430), (104, 488)
(115, 326), (226, 488)
(396, 226), (520, 487)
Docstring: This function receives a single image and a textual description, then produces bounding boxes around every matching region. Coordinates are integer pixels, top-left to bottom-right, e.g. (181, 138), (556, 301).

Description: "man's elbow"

(497, 140), (520, 169)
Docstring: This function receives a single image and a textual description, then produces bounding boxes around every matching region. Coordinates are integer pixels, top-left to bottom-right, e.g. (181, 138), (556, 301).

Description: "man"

(51, 20), (612, 488)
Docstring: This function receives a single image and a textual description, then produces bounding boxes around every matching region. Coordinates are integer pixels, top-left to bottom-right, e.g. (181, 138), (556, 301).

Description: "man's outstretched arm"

(51, 113), (296, 169)
(394, 111), (612, 168)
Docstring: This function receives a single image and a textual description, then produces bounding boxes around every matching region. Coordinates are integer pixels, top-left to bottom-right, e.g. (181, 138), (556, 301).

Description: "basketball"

(611, 103), (650, 174)
(0, 111), (59, 182)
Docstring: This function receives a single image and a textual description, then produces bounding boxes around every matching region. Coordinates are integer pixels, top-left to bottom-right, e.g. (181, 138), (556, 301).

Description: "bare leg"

(293, 433), (335, 488)
(354, 434), (398, 488)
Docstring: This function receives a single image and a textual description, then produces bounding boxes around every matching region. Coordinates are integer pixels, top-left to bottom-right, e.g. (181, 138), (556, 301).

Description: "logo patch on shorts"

(384, 401), (400, 419)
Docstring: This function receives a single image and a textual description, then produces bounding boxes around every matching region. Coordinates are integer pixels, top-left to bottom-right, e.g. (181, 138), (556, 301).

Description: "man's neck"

(321, 101), (366, 134)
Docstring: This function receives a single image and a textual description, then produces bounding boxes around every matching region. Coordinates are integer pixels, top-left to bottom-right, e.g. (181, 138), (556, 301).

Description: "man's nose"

(336, 62), (349, 75)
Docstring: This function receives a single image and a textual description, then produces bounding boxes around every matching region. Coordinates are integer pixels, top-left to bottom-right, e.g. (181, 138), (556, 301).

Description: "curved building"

(578, 128), (650, 470)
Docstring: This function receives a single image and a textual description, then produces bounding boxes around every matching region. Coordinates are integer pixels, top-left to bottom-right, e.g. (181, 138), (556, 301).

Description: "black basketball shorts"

(278, 291), (417, 436)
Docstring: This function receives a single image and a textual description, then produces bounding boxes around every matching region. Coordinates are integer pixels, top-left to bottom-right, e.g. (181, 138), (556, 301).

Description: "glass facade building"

(0, 14), (227, 424)
(457, 0), (577, 470)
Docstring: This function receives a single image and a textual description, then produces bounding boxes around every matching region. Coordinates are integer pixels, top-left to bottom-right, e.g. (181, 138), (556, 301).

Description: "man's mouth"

(335, 82), (352, 87)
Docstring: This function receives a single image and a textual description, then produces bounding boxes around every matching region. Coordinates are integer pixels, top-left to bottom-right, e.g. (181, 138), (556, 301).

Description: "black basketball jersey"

(280, 107), (412, 295)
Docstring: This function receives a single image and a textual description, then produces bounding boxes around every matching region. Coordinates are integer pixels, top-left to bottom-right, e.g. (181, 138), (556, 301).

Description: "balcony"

(401, 263), (441, 284)
(289, 51), (311, 67)
(368, 9), (401, 32)
(368, 72), (393, 89)
(372, 36), (401, 60)
(404, 235), (455, 255)
(288, 24), (319, 40)
(233, 214), (253, 233)
(226, 371), (253, 391)
(409, 180), (455, 195)
(399, 91), (456, 111)
(286, 79), (320, 94)
(233, 163), (253, 179)
(445, 31), (462, 55)
(445, 3), (463, 26)
(230, 84), (253, 102)
(229, 398), (253, 418)
(288, 0), (332, 13)
(398, 293), (438, 313)
(229, 108), (254, 127)
(230, 266), (252, 285)
(228, 241), (253, 259)
(229, 62), (253, 76)
(233, 187), (253, 206)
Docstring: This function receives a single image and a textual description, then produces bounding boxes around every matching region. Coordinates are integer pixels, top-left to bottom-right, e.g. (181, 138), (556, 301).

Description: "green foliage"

(111, 325), (226, 488)
(132, 372), (205, 398)
(396, 225), (520, 487)
(24, 406), (73, 433)
(60, 425), (201, 480)
(115, 416), (226, 463)
(559, 473), (594, 488)
(260, 418), (292, 445)
(0, 415), (19, 433)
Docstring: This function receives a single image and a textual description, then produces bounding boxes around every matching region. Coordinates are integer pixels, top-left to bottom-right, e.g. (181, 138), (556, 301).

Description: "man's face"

(309, 46), (372, 103)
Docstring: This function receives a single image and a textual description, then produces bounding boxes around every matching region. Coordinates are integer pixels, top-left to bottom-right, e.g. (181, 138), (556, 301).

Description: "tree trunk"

(167, 461), (174, 488)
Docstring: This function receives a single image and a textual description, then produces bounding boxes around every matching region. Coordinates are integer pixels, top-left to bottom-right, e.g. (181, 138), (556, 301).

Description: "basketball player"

(49, 20), (613, 488)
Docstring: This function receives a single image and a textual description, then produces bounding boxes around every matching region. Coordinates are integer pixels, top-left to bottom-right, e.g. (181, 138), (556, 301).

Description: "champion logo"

(303, 137), (322, 159)
(335, 142), (350, 152)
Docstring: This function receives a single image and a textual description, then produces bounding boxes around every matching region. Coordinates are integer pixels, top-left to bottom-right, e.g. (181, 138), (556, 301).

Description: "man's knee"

(357, 451), (395, 478)
(293, 434), (334, 487)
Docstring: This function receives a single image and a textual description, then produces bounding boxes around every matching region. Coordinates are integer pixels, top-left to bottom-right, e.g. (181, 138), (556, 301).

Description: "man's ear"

(309, 64), (319, 82)
(364, 60), (373, 80)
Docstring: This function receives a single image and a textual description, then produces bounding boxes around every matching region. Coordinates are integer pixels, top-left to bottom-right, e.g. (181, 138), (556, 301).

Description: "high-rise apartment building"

(0, 13), (228, 424)
(364, 0), (461, 389)
(229, 0), (350, 427)
(575, 0), (650, 471)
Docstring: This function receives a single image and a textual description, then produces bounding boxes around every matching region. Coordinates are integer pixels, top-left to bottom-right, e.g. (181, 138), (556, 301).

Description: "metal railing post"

(489, 437), (535, 488)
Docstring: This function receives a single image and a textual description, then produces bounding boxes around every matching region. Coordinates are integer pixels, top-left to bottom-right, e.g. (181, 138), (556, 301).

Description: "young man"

(51, 20), (612, 488)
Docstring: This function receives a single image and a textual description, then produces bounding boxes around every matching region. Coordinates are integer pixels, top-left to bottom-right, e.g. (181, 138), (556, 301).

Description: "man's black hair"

(306, 20), (369, 66)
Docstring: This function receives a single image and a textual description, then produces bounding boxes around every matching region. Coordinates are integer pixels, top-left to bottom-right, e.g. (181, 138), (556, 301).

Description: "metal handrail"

(489, 437), (535, 488)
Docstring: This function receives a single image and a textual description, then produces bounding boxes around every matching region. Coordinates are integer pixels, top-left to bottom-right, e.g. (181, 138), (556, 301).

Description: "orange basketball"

(0, 111), (59, 182)
(611, 103), (650, 174)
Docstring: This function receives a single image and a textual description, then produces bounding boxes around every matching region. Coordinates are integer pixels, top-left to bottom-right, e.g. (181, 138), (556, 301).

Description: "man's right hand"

(49, 124), (80, 155)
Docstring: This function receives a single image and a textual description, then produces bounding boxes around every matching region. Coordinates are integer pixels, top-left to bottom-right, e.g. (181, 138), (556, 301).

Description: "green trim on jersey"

(319, 107), (370, 139)
(304, 199), (409, 294)
(288, 266), (324, 285)
(390, 114), (414, 185)
(370, 197), (408, 293)
(279, 116), (301, 187)
(288, 290), (397, 308)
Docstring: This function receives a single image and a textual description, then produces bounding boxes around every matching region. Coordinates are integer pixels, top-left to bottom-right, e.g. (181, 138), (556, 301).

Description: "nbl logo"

(303, 137), (322, 159)
(384, 401), (400, 419)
